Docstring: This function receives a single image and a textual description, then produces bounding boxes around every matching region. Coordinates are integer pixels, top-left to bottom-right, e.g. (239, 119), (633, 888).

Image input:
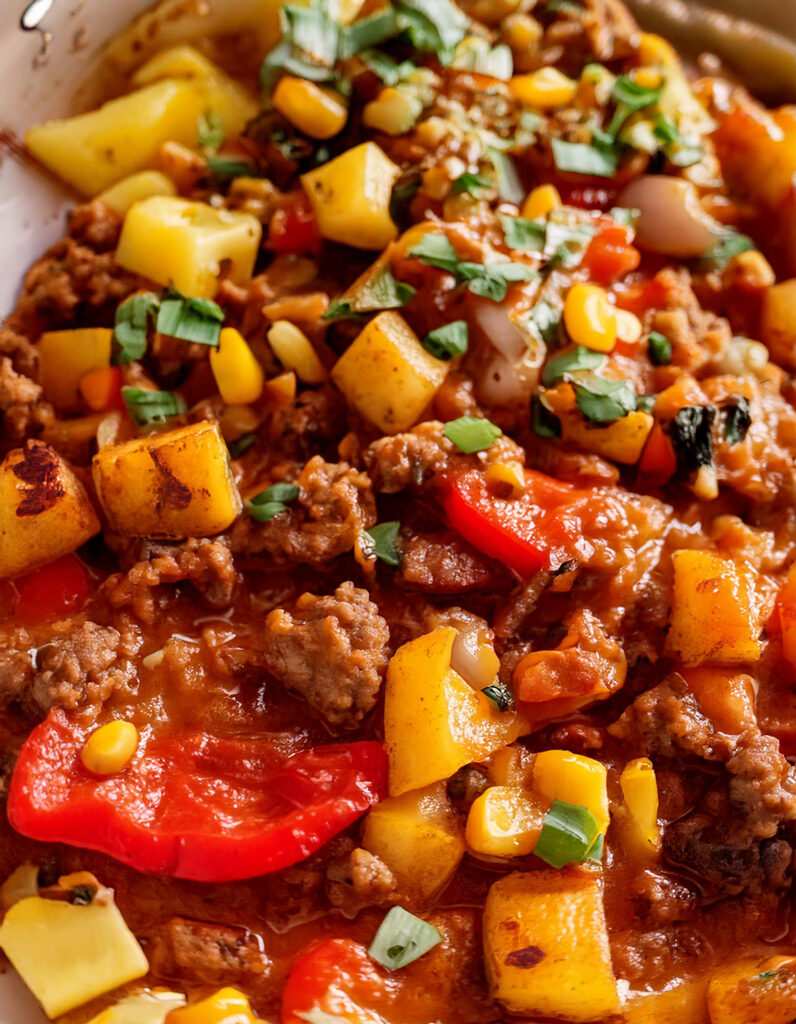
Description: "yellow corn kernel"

(521, 183), (561, 221)
(509, 67), (577, 110)
(272, 76), (348, 140)
(210, 327), (264, 405)
(97, 171), (176, 217)
(638, 32), (678, 68)
(363, 87), (423, 136)
(533, 750), (609, 833)
(166, 988), (260, 1024)
(267, 320), (326, 384)
(619, 758), (662, 859)
(502, 13), (542, 53)
(466, 786), (546, 858)
(81, 721), (139, 776)
(691, 463), (719, 501)
(634, 66), (663, 90)
(485, 460), (526, 497)
(563, 283), (617, 353)
(614, 308), (643, 345)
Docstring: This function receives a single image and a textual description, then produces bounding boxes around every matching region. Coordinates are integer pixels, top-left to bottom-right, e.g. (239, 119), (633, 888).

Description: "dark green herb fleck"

(647, 331), (672, 366)
(723, 396), (752, 446)
(363, 520), (403, 566)
(422, 321), (468, 361)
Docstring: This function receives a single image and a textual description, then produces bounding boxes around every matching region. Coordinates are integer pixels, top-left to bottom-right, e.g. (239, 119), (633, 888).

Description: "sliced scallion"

(113, 292), (160, 364)
(533, 799), (601, 868)
(156, 289), (225, 347)
(368, 906), (442, 971)
(443, 416), (502, 453)
(362, 521), (402, 566)
(121, 387), (186, 428)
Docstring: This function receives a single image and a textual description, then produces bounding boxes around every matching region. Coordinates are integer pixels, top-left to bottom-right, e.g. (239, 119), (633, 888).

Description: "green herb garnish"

(121, 387), (186, 427)
(113, 292), (160, 364)
(443, 415), (502, 453)
(408, 235), (535, 302)
(324, 267), (415, 322)
(722, 396), (751, 446)
(532, 395), (561, 438)
(542, 345), (605, 386)
(700, 232), (755, 270)
(248, 482), (301, 522)
(156, 289), (225, 347)
(572, 373), (637, 423)
(551, 138), (618, 178)
(452, 172), (493, 197)
(362, 520), (403, 566)
(228, 433), (257, 458)
(533, 799), (602, 868)
(422, 321), (468, 360)
(499, 214), (546, 253)
(487, 148), (524, 203)
(368, 906), (442, 971)
(197, 109), (225, 152)
(482, 683), (514, 711)
(206, 156), (256, 184)
(667, 406), (715, 472)
(647, 331), (672, 366)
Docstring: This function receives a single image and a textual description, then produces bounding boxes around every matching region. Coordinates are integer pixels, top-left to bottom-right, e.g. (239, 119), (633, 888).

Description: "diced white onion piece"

(618, 175), (724, 257)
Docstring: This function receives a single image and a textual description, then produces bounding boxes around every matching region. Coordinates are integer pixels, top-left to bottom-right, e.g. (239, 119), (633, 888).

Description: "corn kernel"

(502, 13), (542, 53)
(509, 67), (577, 110)
(267, 321), (326, 384)
(619, 758), (661, 857)
(363, 87), (423, 136)
(87, 991), (186, 1024)
(521, 183), (561, 221)
(81, 721), (139, 776)
(165, 988), (260, 1024)
(466, 786), (545, 858)
(485, 460), (526, 497)
(633, 66), (663, 90)
(272, 76), (348, 140)
(691, 463), (719, 501)
(638, 32), (678, 68)
(563, 283), (617, 352)
(533, 750), (609, 833)
(730, 249), (776, 288)
(210, 327), (264, 405)
(614, 308), (643, 345)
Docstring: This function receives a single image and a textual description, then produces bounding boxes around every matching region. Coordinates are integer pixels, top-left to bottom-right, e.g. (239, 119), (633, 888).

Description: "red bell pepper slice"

(581, 219), (641, 285)
(8, 711), (387, 882)
(444, 469), (590, 577)
(13, 554), (91, 625)
(282, 938), (396, 1024)
(268, 192), (321, 254)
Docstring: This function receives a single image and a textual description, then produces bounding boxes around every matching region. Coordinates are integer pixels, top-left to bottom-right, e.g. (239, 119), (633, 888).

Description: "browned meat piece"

(32, 620), (142, 715)
(102, 538), (240, 621)
(67, 200), (123, 252)
(326, 847), (397, 916)
(727, 732), (796, 840)
(149, 917), (271, 984)
(0, 628), (35, 704)
(630, 870), (696, 927)
(7, 237), (145, 339)
(263, 386), (348, 463)
(364, 420), (524, 493)
(0, 326), (39, 378)
(647, 267), (733, 376)
(263, 582), (389, 728)
(398, 530), (509, 593)
(0, 357), (52, 441)
(228, 456), (376, 566)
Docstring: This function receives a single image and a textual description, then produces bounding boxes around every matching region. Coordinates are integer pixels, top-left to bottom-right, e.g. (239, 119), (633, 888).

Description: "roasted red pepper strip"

(444, 469), (589, 577)
(8, 711), (387, 882)
(581, 220), (640, 284)
(13, 554), (90, 624)
(282, 938), (395, 1024)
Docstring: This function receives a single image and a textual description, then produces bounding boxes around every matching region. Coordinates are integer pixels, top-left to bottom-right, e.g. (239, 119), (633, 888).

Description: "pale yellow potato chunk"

(97, 170), (177, 216)
(0, 895), (148, 1019)
(332, 311), (448, 433)
(362, 782), (465, 908)
(25, 80), (205, 196)
(115, 196), (261, 298)
(92, 421), (242, 539)
(562, 409), (654, 465)
(301, 141), (400, 249)
(483, 871), (619, 1021)
(38, 328), (112, 412)
(0, 443), (100, 580)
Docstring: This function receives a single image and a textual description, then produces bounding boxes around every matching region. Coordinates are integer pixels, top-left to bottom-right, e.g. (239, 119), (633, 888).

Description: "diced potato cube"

(384, 627), (528, 795)
(483, 871), (619, 1021)
(0, 443), (101, 580)
(38, 328), (112, 412)
(131, 44), (258, 139)
(301, 142), (400, 249)
(562, 409), (654, 465)
(533, 750), (609, 833)
(0, 894), (148, 1018)
(91, 421), (242, 539)
(332, 311), (448, 433)
(86, 991), (186, 1024)
(707, 956), (796, 1024)
(98, 171), (177, 216)
(25, 80), (206, 196)
(623, 979), (708, 1024)
(761, 278), (796, 371)
(116, 196), (261, 298)
(362, 782), (464, 907)
(666, 549), (763, 665)
(683, 666), (757, 734)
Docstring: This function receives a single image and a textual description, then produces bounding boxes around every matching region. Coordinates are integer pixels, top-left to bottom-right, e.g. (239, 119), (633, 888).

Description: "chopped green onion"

(544, 219), (595, 269)
(606, 76), (662, 140)
(248, 481), (300, 522)
(121, 387), (186, 428)
(206, 156), (256, 184)
(197, 109), (225, 153)
(156, 289), (225, 347)
(362, 521), (402, 566)
(452, 172), (492, 197)
(324, 267), (415, 322)
(443, 415), (502, 453)
(487, 148), (524, 204)
(409, 236), (536, 302)
(542, 345), (605, 386)
(572, 373), (637, 424)
(113, 292), (160, 364)
(368, 906), (442, 971)
(422, 321), (468, 361)
(608, 206), (639, 228)
(647, 331), (671, 366)
(396, 0), (469, 56)
(339, 7), (400, 58)
(700, 232), (755, 270)
(228, 433), (257, 458)
(552, 139), (618, 178)
(408, 234), (461, 273)
(499, 214), (546, 253)
(482, 683), (514, 711)
(636, 394), (656, 415)
(528, 298), (561, 345)
(533, 799), (601, 868)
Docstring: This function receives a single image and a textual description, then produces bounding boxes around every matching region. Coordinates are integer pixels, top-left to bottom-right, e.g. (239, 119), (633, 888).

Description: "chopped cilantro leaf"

(572, 373), (637, 423)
